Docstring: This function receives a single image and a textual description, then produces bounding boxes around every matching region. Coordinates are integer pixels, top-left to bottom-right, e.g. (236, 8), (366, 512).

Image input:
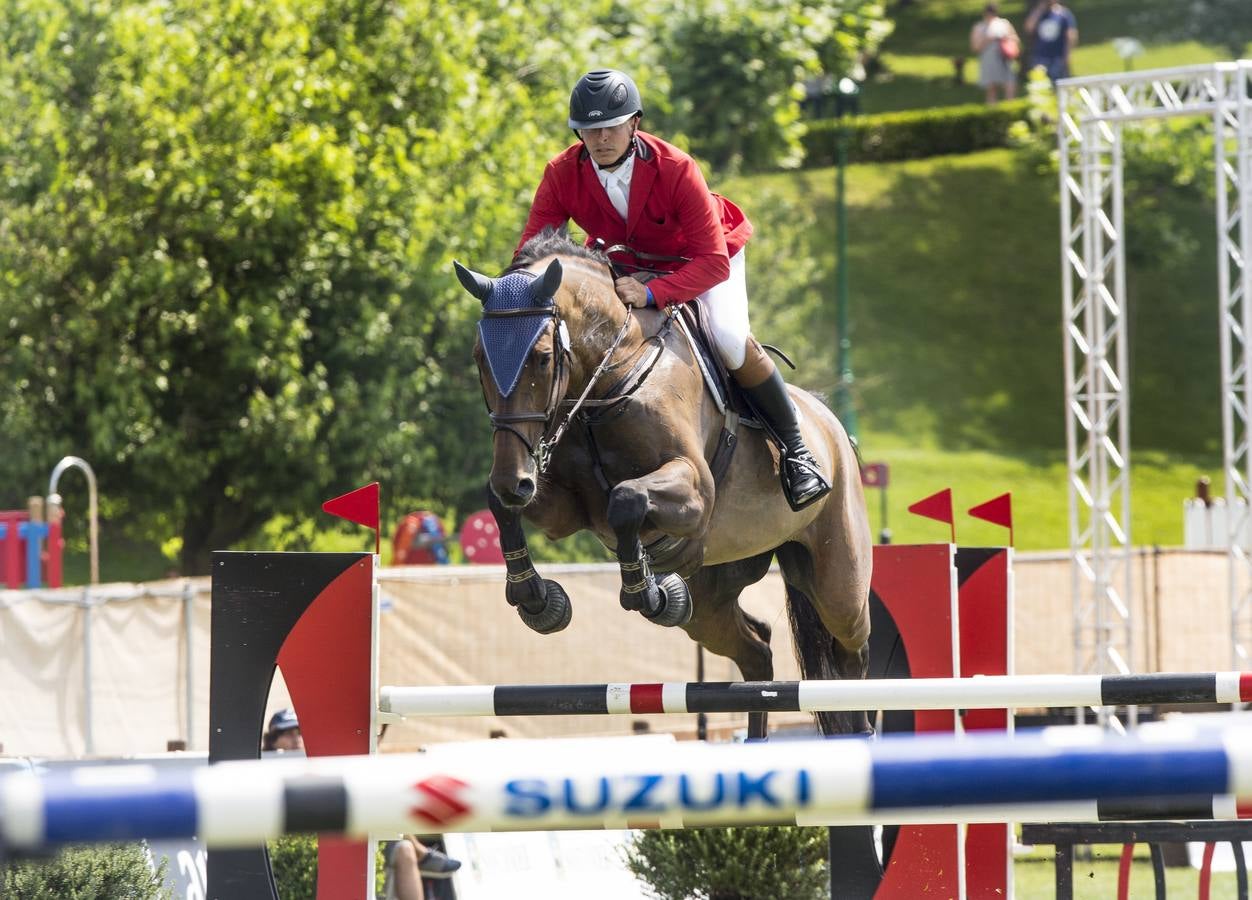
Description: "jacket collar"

(625, 133), (658, 237)
(576, 133), (660, 237)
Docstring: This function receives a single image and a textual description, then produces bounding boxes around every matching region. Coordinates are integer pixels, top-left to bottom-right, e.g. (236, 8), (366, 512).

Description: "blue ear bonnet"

(478, 271), (556, 398)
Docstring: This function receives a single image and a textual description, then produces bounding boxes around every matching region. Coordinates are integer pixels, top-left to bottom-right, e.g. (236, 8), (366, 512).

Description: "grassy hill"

(723, 145), (1223, 550)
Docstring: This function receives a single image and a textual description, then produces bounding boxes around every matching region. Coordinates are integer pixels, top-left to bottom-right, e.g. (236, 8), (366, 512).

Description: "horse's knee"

(607, 482), (648, 535)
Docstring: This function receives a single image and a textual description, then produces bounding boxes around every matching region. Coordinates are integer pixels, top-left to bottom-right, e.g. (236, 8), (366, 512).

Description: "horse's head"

(458, 257), (568, 509)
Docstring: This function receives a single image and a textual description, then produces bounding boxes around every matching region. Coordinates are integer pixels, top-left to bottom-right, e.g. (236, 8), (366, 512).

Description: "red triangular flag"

(322, 482), (380, 554)
(968, 492), (1013, 546)
(908, 488), (955, 543)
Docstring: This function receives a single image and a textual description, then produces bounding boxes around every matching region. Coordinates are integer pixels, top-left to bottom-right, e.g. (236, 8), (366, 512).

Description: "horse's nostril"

(517, 479), (536, 502)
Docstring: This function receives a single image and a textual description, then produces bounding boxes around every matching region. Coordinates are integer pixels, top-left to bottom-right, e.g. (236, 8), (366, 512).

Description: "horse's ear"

(530, 258), (563, 306)
(454, 261), (495, 303)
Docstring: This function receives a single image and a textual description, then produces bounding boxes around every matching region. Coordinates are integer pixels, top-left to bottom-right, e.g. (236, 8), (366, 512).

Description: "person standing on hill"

(1025, 0), (1078, 84)
(971, 3), (1020, 104)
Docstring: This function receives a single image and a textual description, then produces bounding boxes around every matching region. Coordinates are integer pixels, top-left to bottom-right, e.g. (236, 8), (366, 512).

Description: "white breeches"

(696, 249), (751, 369)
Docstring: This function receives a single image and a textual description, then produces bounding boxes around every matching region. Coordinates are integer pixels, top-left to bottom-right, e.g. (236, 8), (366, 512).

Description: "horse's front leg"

(487, 486), (577, 634)
(607, 457), (711, 627)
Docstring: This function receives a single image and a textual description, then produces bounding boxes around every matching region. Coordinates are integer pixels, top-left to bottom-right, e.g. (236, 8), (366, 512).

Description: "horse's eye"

(536, 351), (552, 367)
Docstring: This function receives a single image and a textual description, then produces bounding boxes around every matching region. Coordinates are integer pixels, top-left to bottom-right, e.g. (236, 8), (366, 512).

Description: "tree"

(625, 825), (829, 900)
(0, 0), (613, 572)
(645, 0), (891, 172)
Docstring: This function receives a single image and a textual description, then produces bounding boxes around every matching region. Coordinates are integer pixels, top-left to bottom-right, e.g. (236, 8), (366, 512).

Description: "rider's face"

(578, 120), (636, 169)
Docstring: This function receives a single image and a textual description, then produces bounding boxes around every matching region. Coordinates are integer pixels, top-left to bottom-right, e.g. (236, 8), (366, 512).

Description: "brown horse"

(456, 230), (872, 737)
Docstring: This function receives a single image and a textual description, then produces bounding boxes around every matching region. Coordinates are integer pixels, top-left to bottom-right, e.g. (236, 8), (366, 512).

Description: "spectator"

(382, 835), (462, 900)
(1025, 0), (1079, 84)
(971, 3), (1020, 104)
(261, 708), (303, 752)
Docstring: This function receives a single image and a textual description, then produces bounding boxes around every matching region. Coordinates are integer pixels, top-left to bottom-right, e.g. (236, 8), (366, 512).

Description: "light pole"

(834, 77), (860, 441)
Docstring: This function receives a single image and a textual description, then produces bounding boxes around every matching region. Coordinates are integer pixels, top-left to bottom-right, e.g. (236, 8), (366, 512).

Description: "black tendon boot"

(745, 369), (831, 511)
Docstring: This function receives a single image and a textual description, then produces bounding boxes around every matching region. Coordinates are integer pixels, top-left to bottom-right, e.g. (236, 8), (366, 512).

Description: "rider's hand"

(615, 276), (651, 309)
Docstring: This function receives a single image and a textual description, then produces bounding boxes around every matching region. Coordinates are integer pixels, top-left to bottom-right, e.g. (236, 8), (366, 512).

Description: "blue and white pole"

(2, 725), (1251, 851)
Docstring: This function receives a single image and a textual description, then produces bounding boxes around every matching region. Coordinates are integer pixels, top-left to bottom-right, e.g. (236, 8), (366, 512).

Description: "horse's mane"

(504, 227), (610, 275)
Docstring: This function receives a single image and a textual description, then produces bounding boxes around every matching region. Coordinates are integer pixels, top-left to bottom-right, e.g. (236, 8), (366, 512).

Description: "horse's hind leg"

(681, 554), (775, 739)
(776, 537), (872, 736)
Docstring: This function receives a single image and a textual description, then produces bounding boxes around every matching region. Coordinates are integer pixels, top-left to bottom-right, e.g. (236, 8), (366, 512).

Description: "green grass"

(862, 0), (1251, 115)
(856, 433), (1216, 551)
(1014, 848), (1245, 898)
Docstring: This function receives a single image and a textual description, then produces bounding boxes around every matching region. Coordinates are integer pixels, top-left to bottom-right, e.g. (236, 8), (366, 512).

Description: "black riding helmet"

(568, 69), (643, 131)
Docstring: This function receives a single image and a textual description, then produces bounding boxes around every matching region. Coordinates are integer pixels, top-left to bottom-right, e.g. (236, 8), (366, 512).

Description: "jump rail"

(378, 671), (1252, 719)
(3, 725), (1251, 851)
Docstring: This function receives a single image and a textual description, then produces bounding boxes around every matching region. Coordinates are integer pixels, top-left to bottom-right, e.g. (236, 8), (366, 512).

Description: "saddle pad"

(674, 302), (760, 427)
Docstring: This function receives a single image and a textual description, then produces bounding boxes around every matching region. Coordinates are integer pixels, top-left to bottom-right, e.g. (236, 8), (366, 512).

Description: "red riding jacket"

(515, 131), (753, 309)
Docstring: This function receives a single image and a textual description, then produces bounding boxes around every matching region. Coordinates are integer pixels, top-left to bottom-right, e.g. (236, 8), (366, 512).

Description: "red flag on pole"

(908, 488), (955, 544)
(322, 482), (381, 555)
(968, 492), (1014, 547)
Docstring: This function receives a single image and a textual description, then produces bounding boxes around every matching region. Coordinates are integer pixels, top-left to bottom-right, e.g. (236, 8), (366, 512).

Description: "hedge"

(801, 100), (1031, 166)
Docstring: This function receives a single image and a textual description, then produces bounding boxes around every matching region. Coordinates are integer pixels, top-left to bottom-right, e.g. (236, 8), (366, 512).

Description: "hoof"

(517, 579), (572, 634)
(644, 573), (692, 627)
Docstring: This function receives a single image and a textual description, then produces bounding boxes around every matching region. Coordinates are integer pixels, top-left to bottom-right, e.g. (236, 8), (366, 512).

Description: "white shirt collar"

(593, 152), (635, 220)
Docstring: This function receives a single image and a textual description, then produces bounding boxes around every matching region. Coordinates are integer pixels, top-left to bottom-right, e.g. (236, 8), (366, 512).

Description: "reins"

(534, 308), (634, 473)
(481, 249), (679, 476)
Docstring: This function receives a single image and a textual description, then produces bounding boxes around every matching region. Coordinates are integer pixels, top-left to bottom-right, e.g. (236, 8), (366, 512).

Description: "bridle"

(480, 301), (635, 475)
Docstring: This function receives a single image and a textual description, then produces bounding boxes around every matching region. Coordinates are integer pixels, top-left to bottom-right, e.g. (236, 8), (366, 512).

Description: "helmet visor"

(569, 111), (638, 131)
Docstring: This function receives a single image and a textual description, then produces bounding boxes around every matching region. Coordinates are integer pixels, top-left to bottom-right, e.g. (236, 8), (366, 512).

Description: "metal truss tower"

(1059, 62), (1252, 674)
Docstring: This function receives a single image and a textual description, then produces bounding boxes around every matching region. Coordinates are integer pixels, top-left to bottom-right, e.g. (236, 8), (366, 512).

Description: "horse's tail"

(784, 583), (842, 737)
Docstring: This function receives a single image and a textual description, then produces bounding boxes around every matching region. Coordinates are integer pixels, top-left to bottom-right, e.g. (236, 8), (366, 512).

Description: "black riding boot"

(745, 369), (831, 511)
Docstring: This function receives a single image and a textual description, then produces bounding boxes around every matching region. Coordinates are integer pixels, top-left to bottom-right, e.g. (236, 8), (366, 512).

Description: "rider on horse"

(515, 68), (831, 511)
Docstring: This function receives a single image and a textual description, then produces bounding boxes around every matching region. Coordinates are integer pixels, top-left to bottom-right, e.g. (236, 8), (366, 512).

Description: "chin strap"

(603, 137), (637, 170)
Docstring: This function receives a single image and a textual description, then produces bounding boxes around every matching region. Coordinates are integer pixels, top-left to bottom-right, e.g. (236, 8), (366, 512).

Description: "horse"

(455, 230), (873, 738)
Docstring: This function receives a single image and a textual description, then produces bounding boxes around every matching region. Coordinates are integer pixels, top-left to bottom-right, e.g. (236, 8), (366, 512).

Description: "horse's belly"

(699, 436), (823, 565)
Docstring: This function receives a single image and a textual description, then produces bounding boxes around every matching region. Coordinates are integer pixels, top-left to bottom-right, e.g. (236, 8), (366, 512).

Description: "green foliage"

(802, 100), (1030, 166)
(625, 825), (829, 900)
(0, 0), (610, 572)
(266, 835), (387, 900)
(269, 835), (317, 900)
(647, 0), (891, 172)
(0, 843), (170, 899)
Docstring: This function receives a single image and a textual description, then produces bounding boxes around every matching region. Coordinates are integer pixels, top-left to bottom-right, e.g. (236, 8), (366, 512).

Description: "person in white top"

(970, 2), (1020, 104)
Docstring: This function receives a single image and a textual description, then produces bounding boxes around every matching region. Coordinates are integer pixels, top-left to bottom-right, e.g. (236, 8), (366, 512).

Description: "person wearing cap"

(515, 68), (831, 511)
(384, 835), (462, 899)
(262, 708), (303, 752)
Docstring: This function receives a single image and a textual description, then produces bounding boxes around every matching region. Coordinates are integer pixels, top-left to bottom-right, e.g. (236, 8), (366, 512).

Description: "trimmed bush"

(0, 843), (170, 899)
(802, 100), (1031, 166)
(625, 825), (829, 900)
(269, 835), (319, 900)
(267, 834), (389, 899)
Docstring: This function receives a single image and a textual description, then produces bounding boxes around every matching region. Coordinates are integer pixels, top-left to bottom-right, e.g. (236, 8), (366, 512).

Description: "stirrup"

(780, 450), (831, 512)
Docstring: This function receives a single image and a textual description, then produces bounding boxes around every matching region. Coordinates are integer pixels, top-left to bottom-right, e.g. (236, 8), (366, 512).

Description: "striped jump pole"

(378, 671), (1252, 719)
(4, 725), (1252, 852)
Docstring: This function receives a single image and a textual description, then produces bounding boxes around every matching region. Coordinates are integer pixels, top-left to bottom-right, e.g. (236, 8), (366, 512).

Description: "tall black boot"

(745, 369), (831, 511)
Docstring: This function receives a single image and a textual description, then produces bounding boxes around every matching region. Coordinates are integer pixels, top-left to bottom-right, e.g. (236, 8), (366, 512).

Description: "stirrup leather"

(780, 448), (831, 512)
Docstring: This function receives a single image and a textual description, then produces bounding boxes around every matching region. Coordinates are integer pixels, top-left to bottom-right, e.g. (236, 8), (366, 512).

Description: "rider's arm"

(645, 157), (731, 309)
(515, 160), (570, 258)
